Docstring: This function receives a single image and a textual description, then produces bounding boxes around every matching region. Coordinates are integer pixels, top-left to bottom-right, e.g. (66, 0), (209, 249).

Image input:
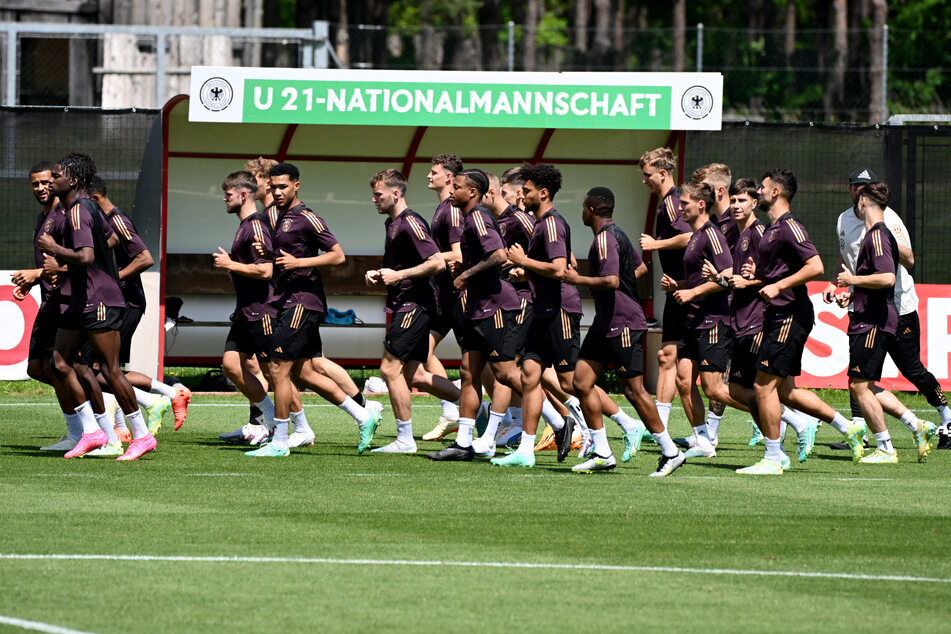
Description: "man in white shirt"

(822, 167), (949, 451)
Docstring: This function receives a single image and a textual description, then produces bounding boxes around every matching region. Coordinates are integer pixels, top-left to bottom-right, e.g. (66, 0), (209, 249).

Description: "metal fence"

(0, 22), (947, 123)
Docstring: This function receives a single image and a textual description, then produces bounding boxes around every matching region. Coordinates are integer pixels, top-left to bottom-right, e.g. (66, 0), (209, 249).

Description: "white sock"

(271, 419), (289, 449)
(705, 412), (723, 441)
(874, 430), (894, 452)
(133, 386), (157, 408)
(828, 411), (850, 434)
(609, 409), (637, 434)
(339, 396), (369, 425)
(127, 410), (149, 439)
(395, 419), (414, 444)
(780, 406), (808, 433)
(482, 410), (505, 441)
(656, 401), (672, 430)
(114, 409), (128, 431)
(75, 402), (99, 435)
(780, 420), (787, 442)
(938, 404), (951, 425)
(94, 412), (120, 444)
(441, 399), (458, 420)
(764, 438), (783, 463)
(591, 427), (611, 456)
(564, 395), (583, 419)
(151, 379), (177, 399)
(692, 424), (712, 445)
(540, 400), (565, 430)
(253, 396), (275, 427)
(899, 410), (919, 432)
(65, 413), (82, 440)
(456, 417), (475, 448)
(516, 432), (536, 456)
(290, 410), (310, 434)
(653, 431), (678, 457)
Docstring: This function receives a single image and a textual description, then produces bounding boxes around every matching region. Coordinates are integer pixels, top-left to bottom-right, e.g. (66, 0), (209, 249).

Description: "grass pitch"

(1, 383), (949, 633)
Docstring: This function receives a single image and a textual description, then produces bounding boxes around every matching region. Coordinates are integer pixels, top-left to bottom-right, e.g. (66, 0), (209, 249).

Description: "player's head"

(268, 162), (301, 209)
(222, 170), (258, 214)
(451, 169), (489, 209)
(500, 166), (525, 209)
(370, 169), (407, 215)
(87, 175), (107, 198)
(758, 168), (797, 211)
(856, 181), (890, 219)
(485, 172), (501, 208)
(245, 156), (279, 202)
(693, 163), (732, 202)
(729, 178), (759, 222)
(678, 181), (715, 223)
(29, 161), (53, 205)
(520, 163), (562, 213)
(639, 147), (676, 195)
(428, 153), (464, 192)
(848, 167), (879, 204)
(582, 186), (614, 227)
(55, 151), (97, 195)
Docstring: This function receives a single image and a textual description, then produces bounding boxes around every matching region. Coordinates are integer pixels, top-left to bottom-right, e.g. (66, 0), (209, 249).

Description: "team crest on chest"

(282, 218), (292, 232)
(389, 225), (398, 239)
(499, 224), (507, 236)
(741, 236), (750, 252)
(44, 219), (52, 232)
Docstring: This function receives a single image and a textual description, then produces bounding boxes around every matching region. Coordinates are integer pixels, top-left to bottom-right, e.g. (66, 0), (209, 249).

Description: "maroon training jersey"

(712, 211), (740, 253)
(383, 209), (440, 314)
(230, 211), (277, 322)
(848, 221), (899, 336)
(731, 220), (767, 336)
(682, 220), (733, 330)
(527, 209), (583, 318)
(269, 202), (338, 313)
(62, 197), (125, 314)
(654, 187), (691, 280)
(104, 206), (148, 310)
(459, 205), (521, 320)
(587, 222), (647, 337)
(757, 211), (820, 325)
(431, 197), (463, 305)
(496, 204), (535, 302)
(33, 203), (67, 306)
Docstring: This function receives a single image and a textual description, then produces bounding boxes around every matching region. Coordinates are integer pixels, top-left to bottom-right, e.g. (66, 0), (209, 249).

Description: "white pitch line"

(0, 615), (96, 634)
(0, 553), (947, 584)
(183, 473), (254, 477)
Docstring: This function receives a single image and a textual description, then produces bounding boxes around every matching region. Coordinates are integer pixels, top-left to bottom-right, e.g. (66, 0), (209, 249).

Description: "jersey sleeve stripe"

(786, 219), (807, 243)
(113, 216), (133, 241)
(407, 216), (426, 240)
(474, 212), (487, 236)
(516, 212), (535, 235)
(705, 228), (724, 255)
(546, 216), (557, 242)
(664, 197), (677, 222)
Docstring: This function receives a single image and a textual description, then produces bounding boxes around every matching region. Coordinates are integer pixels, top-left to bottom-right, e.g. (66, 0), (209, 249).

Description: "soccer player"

(638, 148), (691, 437)
(40, 152), (156, 460)
(245, 163), (380, 457)
(822, 167), (942, 456)
(491, 163), (578, 467)
(11, 161), (82, 451)
(420, 153), (464, 441)
(428, 169), (523, 461)
(833, 182), (938, 463)
(566, 187), (686, 476)
(365, 169), (460, 453)
(738, 169), (861, 475)
(212, 171), (279, 443)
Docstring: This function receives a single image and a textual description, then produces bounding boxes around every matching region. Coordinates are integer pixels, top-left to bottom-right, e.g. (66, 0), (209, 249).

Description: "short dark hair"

(432, 153), (464, 176)
(679, 181), (716, 212)
(500, 166), (524, 188)
(30, 161), (52, 176)
(87, 175), (107, 197)
(59, 151), (97, 190)
(520, 163), (562, 199)
(459, 169), (489, 197)
(370, 169), (408, 196)
(222, 171), (258, 194)
(761, 168), (798, 202)
(857, 182), (891, 208)
(729, 178), (759, 200)
(269, 162), (300, 181)
(584, 187), (615, 216)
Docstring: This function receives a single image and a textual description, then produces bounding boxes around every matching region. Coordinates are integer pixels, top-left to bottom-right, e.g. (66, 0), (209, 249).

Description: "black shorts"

(661, 296), (685, 343)
(849, 327), (893, 382)
(28, 307), (61, 360)
(60, 305), (124, 332)
(522, 310), (581, 373)
(462, 309), (519, 362)
(385, 307), (432, 363)
(757, 317), (812, 378)
(430, 297), (464, 340)
(512, 299), (532, 356)
(579, 327), (645, 378)
(729, 331), (764, 388)
(225, 314), (275, 362)
(270, 305), (324, 361)
(117, 306), (144, 364)
(678, 321), (732, 373)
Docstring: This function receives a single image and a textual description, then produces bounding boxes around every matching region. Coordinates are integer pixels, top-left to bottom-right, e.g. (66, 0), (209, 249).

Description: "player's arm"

(838, 269), (895, 289)
(119, 248), (154, 281)
(458, 248), (507, 282)
(887, 220), (915, 268)
(640, 231), (690, 252)
(674, 267), (733, 304)
(633, 262), (648, 279)
(214, 247), (273, 280)
(564, 269), (618, 290)
(822, 254), (847, 303)
(106, 232), (119, 249)
(277, 243), (345, 270)
(37, 233), (92, 265)
(10, 268), (44, 287)
(507, 243), (566, 280)
(441, 241), (462, 268)
(376, 253), (445, 286)
(761, 255), (823, 301)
